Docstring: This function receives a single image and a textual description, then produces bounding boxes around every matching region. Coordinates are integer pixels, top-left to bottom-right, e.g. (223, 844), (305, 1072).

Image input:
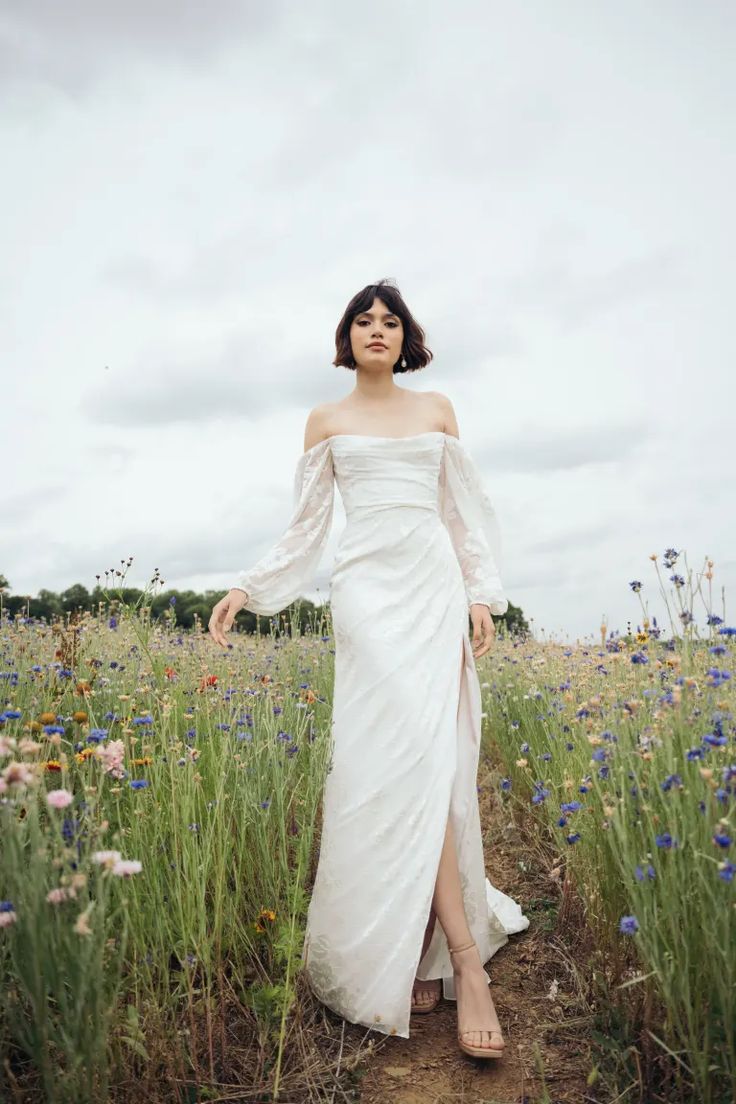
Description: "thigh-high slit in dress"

(232, 430), (529, 1039)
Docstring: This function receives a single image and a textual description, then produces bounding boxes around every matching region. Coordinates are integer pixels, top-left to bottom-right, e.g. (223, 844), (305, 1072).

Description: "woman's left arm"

(438, 433), (508, 657)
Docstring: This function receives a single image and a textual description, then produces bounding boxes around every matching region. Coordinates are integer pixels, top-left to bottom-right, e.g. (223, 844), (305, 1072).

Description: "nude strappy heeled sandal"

(448, 939), (505, 1059)
(411, 977), (442, 1014)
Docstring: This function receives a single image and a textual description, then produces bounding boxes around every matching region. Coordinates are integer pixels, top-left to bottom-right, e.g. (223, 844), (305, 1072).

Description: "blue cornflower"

(531, 788), (550, 805)
(130, 779), (149, 790)
(619, 915), (639, 934)
(500, 778), (512, 791)
(706, 668), (731, 688)
(634, 863), (656, 881)
(712, 833), (731, 849)
(561, 801), (582, 814)
(655, 832), (677, 849)
(566, 832), (581, 845)
(718, 862), (735, 883)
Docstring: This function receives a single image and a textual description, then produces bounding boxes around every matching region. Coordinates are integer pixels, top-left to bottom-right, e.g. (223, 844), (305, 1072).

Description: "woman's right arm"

(209, 429), (334, 647)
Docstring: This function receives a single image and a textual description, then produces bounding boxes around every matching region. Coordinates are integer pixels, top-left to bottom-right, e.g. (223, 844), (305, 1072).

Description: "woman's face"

(349, 297), (404, 369)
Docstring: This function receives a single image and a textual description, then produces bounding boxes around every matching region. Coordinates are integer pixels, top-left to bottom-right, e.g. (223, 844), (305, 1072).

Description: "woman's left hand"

(470, 603), (496, 658)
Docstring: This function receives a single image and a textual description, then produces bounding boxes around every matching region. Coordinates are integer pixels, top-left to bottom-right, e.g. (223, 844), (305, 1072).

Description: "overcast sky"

(1, 1), (734, 643)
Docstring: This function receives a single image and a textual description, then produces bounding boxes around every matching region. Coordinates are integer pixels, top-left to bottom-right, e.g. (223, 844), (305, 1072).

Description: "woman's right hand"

(208, 589), (248, 649)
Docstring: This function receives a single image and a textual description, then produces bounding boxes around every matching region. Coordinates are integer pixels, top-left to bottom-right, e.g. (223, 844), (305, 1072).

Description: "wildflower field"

(0, 588), (342, 1103)
(486, 549), (734, 1103)
(0, 548), (733, 1104)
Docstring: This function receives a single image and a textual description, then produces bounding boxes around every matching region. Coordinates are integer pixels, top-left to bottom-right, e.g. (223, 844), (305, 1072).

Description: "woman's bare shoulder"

(425, 391), (459, 436)
(302, 392), (457, 449)
(303, 403), (338, 452)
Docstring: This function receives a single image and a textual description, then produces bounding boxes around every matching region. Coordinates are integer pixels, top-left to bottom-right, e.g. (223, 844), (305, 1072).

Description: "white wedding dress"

(233, 430), (529, 1039)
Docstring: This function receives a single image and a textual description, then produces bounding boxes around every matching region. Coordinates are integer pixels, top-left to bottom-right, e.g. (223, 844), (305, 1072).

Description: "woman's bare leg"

(431, 815), (505, 1051)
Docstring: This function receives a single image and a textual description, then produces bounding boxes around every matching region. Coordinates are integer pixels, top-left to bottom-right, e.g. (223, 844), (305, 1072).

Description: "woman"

(209, 279), (529, 1059)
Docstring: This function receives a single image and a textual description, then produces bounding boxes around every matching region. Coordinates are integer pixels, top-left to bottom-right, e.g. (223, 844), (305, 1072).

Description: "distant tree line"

(0, 573), (527, 636)
(0, 574), (330, 635)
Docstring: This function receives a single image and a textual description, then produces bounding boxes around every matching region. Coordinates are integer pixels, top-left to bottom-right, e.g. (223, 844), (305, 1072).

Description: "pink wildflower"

(94, 739), (126, 779)
(2, 761), (37, 788)
(46, 788), (73, 809)
(0, 735), (18, 756)
(47, 887), (76, 905)
(92, 850), (122, 867)
(112, 859), (142, 878)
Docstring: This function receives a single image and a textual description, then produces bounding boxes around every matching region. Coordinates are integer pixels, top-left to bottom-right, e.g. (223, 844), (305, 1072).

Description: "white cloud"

(1, 0), (734, 641)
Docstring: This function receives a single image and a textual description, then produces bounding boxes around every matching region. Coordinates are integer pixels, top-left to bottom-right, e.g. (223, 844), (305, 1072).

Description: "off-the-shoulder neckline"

(303, 430), (457, 455)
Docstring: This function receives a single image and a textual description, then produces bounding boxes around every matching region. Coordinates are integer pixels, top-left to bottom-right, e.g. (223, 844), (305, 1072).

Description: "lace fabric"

(438, 435), (509, 615)
(232, 440), (334, 614)
(233, 433), (508, 618)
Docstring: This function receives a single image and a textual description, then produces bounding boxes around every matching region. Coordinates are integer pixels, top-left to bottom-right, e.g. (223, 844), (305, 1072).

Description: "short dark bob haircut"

(333, 278), (433, 374)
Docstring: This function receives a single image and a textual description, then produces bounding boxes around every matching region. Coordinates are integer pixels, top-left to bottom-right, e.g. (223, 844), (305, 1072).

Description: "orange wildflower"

(198, 674), (218, 692)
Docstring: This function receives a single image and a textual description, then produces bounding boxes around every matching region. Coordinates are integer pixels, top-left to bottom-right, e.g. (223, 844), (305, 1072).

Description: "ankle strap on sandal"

(448, 939), (476, 955)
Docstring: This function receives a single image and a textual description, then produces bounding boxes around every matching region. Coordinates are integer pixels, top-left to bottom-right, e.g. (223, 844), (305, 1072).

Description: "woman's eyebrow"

(357, 311), (398, 320)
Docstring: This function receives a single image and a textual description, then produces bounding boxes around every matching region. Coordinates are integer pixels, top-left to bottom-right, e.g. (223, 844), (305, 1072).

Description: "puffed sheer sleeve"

(438, 435), (509, 616)
(231, 439), (335, 615)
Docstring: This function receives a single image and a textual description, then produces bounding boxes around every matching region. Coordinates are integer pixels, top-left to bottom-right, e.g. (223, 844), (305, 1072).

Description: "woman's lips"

(368, 343), (387, 349)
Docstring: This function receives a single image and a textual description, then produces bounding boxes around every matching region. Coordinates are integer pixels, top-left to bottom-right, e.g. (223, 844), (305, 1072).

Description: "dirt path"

(340, 756), (596, 1104)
